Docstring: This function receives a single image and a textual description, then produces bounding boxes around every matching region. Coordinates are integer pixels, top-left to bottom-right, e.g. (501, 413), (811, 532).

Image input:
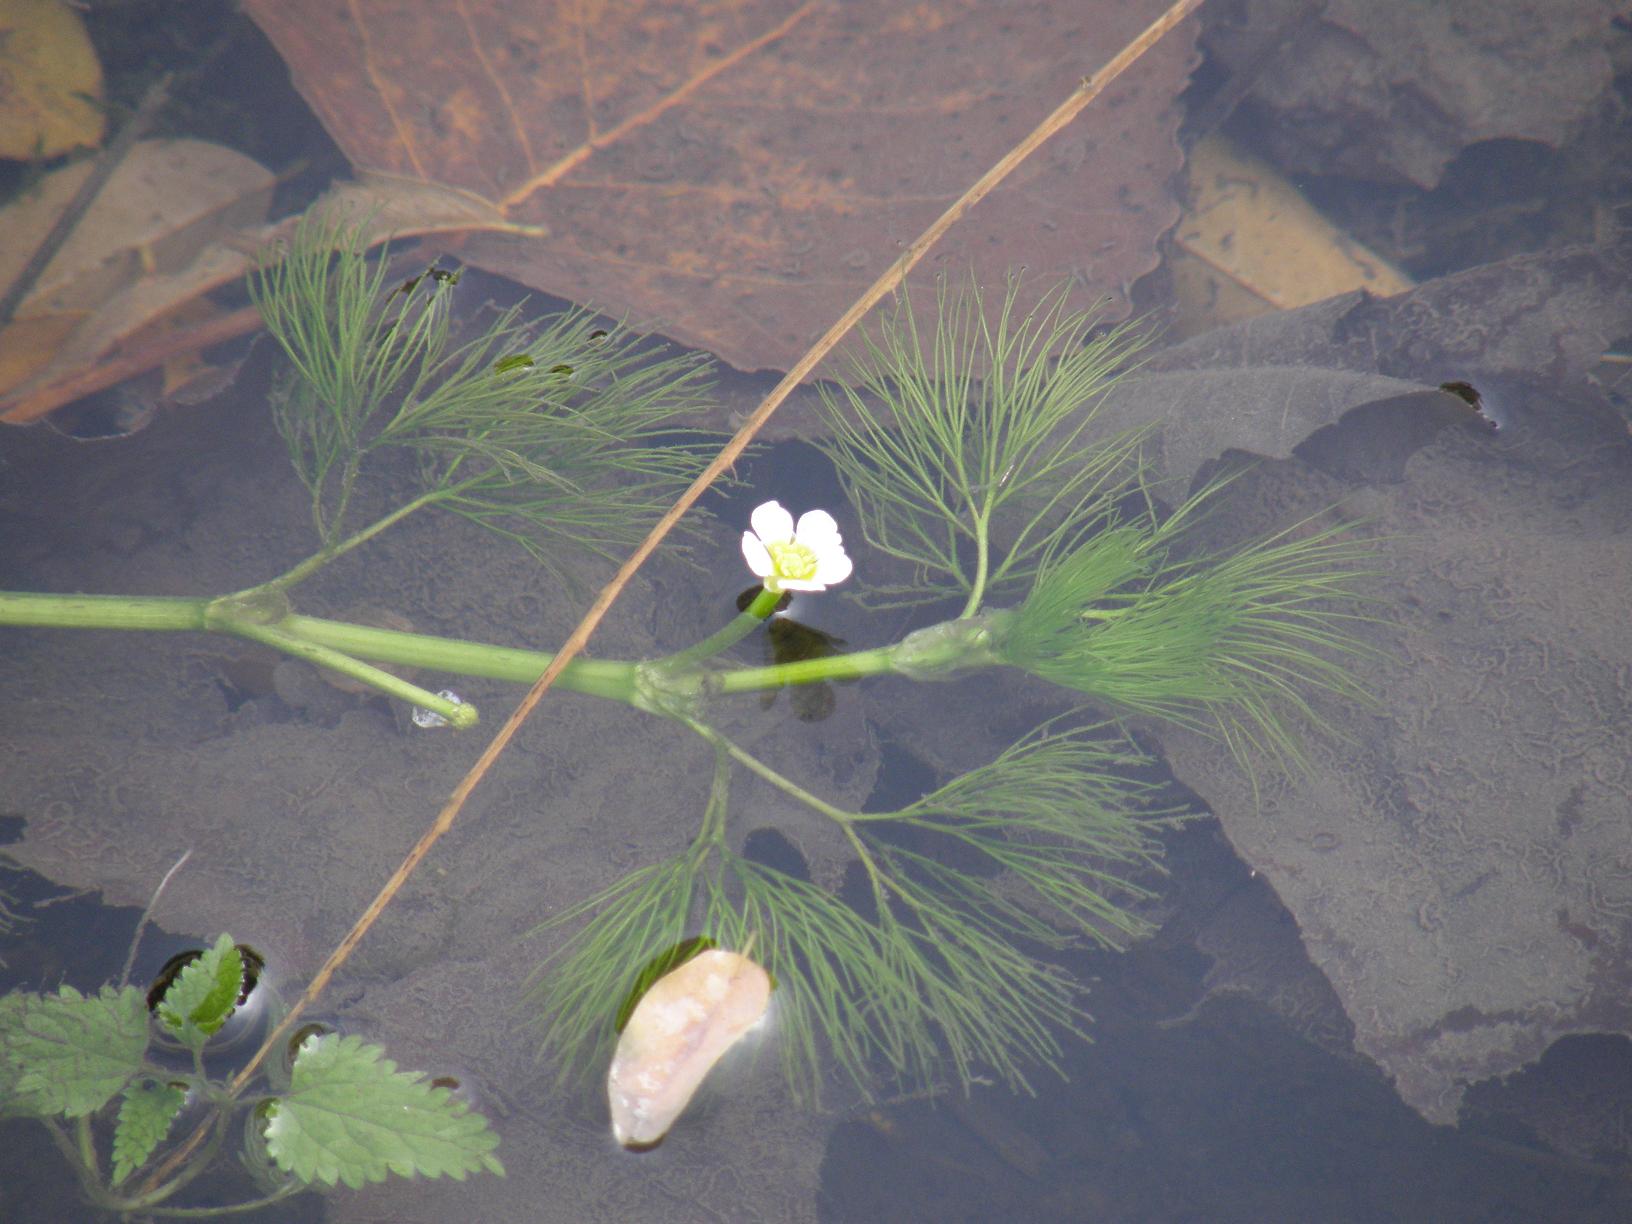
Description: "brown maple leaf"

(244, 0), (1195, 371)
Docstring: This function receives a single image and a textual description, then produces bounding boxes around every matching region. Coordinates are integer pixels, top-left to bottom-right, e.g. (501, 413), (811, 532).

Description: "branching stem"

(678, 717), (899, 932)
(656, 586), (781, 673)
(0, 591), (951, 707)
(680, 717), (857, 826)
(223, 618), (476, 727)
(259, 486), (450, 593)
(961, 509), (992, 619)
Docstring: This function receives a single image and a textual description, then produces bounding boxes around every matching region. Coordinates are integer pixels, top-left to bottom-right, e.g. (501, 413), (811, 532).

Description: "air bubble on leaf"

(411, 691), (465, 729)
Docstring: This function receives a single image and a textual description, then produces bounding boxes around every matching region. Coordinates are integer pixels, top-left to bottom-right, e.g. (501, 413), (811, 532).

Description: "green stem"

(708, 645), (900, 695)
(680, 717), (858, 825)
(132, 1181), (305, 1218)
(0, 591), (207, 631)
(702, 717), (893, 905)
(285, 614), (637, 699)
(112, 1106), (232, 1211)
(257, 486), (449, 594)
(0, 592), (636, 702)
(961, 510), (991, 619)
(74, 1113), (100, 1183)
(679, 702), (942, 933)
(214, 619), (478, 728)
(0, 592), (999, 703)
(657, 586), (781, 672)
(842, 818), (891, 910)
(43, 1116), (119, 1210)
(699, 739), (734, 846)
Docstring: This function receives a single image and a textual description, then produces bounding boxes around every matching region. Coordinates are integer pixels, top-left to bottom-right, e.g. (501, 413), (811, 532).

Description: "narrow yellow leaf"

(1171, 132), (1413, 334)
(0, 0), (106, 159)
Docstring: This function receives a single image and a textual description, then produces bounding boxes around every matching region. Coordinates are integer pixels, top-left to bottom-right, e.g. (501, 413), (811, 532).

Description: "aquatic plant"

(248, 212), (717, 586)
(527, 280), (1373, 1107)
(530, 719), (1174, 1107)
(817, 276), (1150, 614)
(0, 228), (1374, 1150)
(0, 933), (500, 1217)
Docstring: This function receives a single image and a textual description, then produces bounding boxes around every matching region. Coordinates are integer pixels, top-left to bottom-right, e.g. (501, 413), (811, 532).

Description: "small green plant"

(0, 934), (501, 1216)
(817, 276), (1152, 614)
(531, 719), (1173, 1104)
(250, 214), (718, 579)
(529, 280), (1375, 1103)
(0, 230), (1375, 1126)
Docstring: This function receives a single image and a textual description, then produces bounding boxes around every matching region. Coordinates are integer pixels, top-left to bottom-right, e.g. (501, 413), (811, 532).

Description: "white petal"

(740, 532), (774, 578)
(793, 509), (840, 548)
(750, 500), (794, 544)
(814, 550), (853, 586)
(776, 575), (825, 592)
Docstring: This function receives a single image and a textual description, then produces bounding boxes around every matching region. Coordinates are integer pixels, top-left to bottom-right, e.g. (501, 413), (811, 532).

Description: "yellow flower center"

(767, 540), (819, 581)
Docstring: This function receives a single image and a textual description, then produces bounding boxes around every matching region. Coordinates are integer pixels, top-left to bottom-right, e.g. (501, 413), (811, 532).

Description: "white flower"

(741, 500), (852, 593)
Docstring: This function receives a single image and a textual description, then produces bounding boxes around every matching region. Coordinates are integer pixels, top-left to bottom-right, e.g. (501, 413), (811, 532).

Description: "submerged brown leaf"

(0, 140), (274, 423)
(243, 0), (1196, 371)
(1206, 0), (1624, 187)
(0, 0), (105, 160)
(0, 149), (550, 425)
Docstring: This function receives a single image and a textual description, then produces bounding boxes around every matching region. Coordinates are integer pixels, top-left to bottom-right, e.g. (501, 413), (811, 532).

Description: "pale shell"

(607, 948), (772, 1147)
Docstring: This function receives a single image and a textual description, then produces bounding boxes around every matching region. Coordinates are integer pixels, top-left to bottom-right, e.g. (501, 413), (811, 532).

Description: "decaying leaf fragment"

(0, 0), (105, 160)
(607, 948), (772, 1148)
(0, 155), (558, 426)
(0, 139), (274, 421)
(1169, 132), (1412, 335)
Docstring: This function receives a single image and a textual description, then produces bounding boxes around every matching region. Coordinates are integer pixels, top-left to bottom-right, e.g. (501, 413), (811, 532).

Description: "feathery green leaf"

(529, 721), (1175, 1106)
(525, 849), (707, 1086)
(817, 275), (1150, 612)
(877, 719), (1173, 942)
(251, 214), (718, 572)
(1000, 499), (1379, 769)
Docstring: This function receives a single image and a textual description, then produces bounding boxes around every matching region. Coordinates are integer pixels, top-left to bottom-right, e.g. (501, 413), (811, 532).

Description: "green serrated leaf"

(158, 934), (243, 1043)
(0, 985), (148, 1117)
(0, 993), (32, 1118)
(265, 1033), (503, 1189)
(111, 1078), (185, 1186)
